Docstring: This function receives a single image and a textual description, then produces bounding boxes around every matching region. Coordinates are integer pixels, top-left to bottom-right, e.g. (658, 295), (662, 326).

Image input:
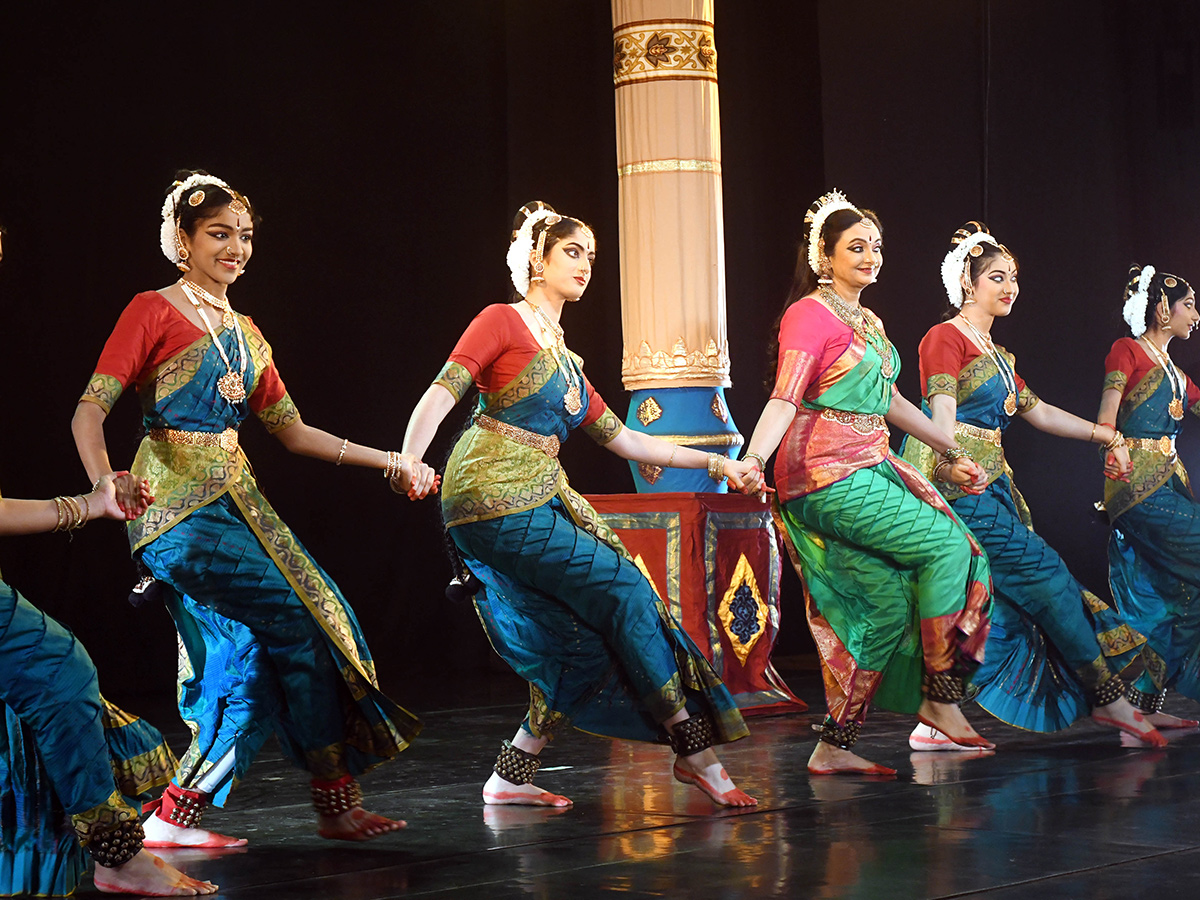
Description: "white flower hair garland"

(159, 173), (234, 264)
(805, 189), (861, 275)
(941, 231), (1000, 309)
(507, 207), (561, 297)
(1123, 266), (1156, 337)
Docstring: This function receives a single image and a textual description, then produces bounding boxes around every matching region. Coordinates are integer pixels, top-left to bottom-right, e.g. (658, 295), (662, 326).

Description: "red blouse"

(444, 303), (608, 427)
(918, 322), (1029, 399)
(1104, 336), (1200, 407)
(91, 291), (287, 413)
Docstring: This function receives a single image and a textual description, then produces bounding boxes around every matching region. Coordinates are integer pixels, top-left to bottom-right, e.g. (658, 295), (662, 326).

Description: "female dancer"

(900, 223), (1163, 749)
(0, 230), (213, 896)
(399, 201), (755, 808)
(71, 172), (430, 847)
(1100, 264), (1200, 729)
(736, 191), (994, 776)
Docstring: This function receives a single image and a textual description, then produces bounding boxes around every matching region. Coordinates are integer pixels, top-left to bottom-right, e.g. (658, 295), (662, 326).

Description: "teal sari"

(1104, 349), (1200, 700)
(82, 314), (420, 803)
(901, 333), (1142, 732)
(436, 346), (748, 746)
(1, 579), (175, 897)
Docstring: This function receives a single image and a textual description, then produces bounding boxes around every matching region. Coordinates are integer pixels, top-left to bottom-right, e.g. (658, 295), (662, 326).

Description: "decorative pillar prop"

(612, 0), (741, 492)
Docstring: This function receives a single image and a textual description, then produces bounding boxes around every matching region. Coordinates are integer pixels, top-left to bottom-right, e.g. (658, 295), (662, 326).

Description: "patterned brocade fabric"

(442, 427), (563, 527)
(1104, 370), (1129, 394)
(583, 407), (623, 445)
(926, 373), (957, 398)
(435, 361), (475, 403)
(79, 373), (124, 414)
(256, 392), (300, 434)
(128, 439), (245, 550)
(1018, 384), (1040, 413)
(70, 790), (140, 849)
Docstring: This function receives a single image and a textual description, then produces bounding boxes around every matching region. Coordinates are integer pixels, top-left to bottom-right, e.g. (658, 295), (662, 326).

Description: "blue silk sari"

(437, 347), (748, 745)
(902, 337), (1142, 731)
(0, 579), (175, 897)
(1105, 359), (1200, 700)
(83, 316), (420, 803)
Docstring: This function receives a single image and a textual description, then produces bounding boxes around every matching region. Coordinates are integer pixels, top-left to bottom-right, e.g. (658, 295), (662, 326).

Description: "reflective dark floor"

(83, 665), (1200, 899)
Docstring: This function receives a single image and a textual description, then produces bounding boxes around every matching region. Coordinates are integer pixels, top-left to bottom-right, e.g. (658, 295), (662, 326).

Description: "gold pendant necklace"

(818, 287), (894, 377)
(179, 283), (247, 402)
(1140, 336), (1185, 420)
(958, 315), (1018, 416)
(525, 301), (583, 414)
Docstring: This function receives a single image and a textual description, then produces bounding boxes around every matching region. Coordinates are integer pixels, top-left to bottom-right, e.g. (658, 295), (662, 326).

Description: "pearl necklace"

(180, 279), (235, 329)
(524, 300), (582, 415)
(1139, 335), (1186, 420)
(179, 282), (247, 402)
(958, 314), (1018, 416)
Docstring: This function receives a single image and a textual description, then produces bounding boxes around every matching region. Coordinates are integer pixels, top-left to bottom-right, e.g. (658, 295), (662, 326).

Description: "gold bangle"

(80, 493), (91, 526)
(52, 496), (66, 532)
(707, 452), (726, 481)
(666, 445), (678, 468)
(1089, 423), (1098, 443)
(335, 438), (349, 466)
(745, 452), (767, 472)
(1105, 431), (1126, 451)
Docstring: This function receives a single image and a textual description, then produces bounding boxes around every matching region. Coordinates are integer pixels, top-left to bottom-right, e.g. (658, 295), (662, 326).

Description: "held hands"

(727, 458), (774, 495)
(944, 457), (986, 495)
(389, 453), (441, 500)
(97, 471), (155, 521)
(1104, 446), (1132, 482)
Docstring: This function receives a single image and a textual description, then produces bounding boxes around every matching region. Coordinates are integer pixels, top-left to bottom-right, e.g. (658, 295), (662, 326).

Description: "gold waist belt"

(1127, 435), (1176, 457)
(955, 421), (1003, 447)
(148, 427), (240, 454)
(819, 408), (888, 436)
(474, 414), (560, 459)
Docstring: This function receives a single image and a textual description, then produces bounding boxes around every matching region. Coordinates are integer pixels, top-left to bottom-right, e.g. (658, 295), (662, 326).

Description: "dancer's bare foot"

(1147, 711), (1200, 729)
(93, 848), (218, 896)
(483, 770), (572, 807)
(1092, 697), (1168, 747)
(917, 699), (995, 749)
(672, 748), (757, 807)
(807, 740), (896, 776)
(317, 806), (405, 841)
(142, 812), (247, 849)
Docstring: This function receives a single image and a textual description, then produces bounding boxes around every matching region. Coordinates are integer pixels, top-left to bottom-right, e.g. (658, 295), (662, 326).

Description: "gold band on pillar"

(613, 18), (717, 87)
(613, 0), (729, 391)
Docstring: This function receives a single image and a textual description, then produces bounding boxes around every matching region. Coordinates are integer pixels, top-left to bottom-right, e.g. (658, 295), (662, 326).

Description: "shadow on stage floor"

(90, 662), (1200, 899)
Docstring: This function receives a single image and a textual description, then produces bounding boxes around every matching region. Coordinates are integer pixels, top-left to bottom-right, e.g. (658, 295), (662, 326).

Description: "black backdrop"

(1, 1), (1197, 708)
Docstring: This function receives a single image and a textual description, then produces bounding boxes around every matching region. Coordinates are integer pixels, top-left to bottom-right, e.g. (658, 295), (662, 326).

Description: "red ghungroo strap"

(145, 783), (207, 829)
(311, 774), (363, 816)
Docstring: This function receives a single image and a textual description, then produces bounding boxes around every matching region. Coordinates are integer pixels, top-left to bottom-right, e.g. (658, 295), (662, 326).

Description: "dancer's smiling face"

(827, 221), (882, 291)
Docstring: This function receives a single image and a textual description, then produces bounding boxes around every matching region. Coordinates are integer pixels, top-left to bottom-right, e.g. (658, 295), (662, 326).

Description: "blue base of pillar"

(624, 386), (743, 493)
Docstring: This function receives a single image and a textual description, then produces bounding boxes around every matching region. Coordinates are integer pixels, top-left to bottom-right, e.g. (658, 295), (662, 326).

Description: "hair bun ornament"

(804, 189), (861, 275)
(941, 223), (999, 309)
(507, 202), (562, 297)
(160, 172), (234, 264)
(1123, 264), (1156, 337)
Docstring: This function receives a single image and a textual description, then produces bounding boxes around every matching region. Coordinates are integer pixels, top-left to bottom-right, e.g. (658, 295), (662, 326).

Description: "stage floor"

(87, 667), (1200, 899)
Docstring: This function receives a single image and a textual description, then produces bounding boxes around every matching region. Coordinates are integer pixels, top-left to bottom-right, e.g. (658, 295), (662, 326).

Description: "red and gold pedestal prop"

(585, 491), (806, 714)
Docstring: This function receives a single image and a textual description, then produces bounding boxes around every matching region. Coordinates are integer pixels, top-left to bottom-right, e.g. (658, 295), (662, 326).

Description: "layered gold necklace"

(178, 281), (247, 402)
(1139, 335), (1186, 420)
(958, 314), (1018, 416)
(524, 300), (583, 415)
(818, 287), (894, 377)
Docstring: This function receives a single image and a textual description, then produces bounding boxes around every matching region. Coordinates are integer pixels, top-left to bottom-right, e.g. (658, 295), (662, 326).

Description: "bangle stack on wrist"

(706, 452), (726, 481)
(52, 495), (89, 533)
(744, 452), (767, 472)
(383, 450), (404, 480)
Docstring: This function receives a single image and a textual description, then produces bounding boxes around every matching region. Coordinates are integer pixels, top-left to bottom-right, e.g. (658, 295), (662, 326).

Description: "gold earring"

(817, 257), (833, 285)
(176, 240), (191, 273)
